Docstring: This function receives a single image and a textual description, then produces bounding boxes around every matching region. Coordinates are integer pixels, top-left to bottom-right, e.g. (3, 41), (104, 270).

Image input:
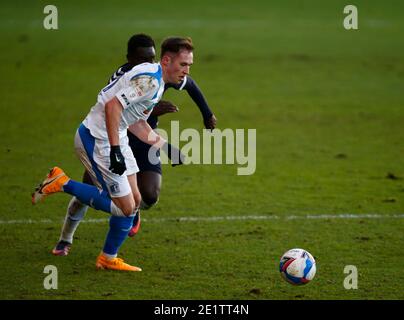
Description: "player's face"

(164, 50), (193, 84)
(130, 46), (156, 65)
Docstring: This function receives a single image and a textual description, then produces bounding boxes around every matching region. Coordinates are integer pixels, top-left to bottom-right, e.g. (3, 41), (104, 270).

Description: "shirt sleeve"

(116, 75), (158, 109)
(182, 76), (213, 120)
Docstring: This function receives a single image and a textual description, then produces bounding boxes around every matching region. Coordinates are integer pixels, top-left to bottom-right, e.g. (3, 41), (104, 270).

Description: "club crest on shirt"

(109, 183), (120, 194)
(130, 75), (156, 98)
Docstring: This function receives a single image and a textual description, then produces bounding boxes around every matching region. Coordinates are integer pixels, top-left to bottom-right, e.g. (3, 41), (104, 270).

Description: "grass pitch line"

(1, 214), (404, 225)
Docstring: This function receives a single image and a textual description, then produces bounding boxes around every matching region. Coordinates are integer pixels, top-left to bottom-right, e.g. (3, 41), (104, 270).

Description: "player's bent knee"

(114, 196), (137, 217)
(144, 196), (159, 208)
(121, 202), (137, 216)
(141, 189), (160, 208)
(140, 197), (158, 210)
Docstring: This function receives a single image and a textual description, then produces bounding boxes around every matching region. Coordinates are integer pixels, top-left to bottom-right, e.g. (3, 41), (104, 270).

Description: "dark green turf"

(0, 0), (403, 299)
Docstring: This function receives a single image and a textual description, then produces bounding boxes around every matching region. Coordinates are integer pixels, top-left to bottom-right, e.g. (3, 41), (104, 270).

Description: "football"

(279, 248), (316, 285)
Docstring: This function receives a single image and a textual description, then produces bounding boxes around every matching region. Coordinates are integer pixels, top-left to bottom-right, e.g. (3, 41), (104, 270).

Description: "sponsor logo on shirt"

(121, 94), (130, 106)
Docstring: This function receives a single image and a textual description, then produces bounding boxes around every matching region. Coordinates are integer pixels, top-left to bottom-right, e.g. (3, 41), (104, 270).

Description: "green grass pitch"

(0, 0), (403, 299)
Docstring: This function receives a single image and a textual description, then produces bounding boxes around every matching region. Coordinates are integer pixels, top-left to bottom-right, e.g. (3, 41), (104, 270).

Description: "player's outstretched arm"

(182, 76), (217, 129)
(128, 119), (166, 147)
(128, 120), (185, 166)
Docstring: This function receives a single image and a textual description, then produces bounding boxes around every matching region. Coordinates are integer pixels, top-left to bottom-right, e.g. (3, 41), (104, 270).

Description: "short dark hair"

(127, 33), (155, 57)
(160, 37), (194, 58)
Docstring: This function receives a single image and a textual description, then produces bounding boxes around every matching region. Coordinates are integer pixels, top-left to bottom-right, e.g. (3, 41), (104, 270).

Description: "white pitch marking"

(1, 214), (404, 225)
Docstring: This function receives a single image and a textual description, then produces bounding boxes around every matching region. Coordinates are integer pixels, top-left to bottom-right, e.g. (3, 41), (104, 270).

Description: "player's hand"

(162, 142), (186, 167)
(109, 146), (127, 175)
(204, 114), (217, 130)
(171, 146), (186, 167)
(151, 101), (179, 117)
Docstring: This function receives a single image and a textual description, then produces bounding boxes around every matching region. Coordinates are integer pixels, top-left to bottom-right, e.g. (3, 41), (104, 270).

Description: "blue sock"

(103, 215), (135, 256)
(63, 180), (111, 213)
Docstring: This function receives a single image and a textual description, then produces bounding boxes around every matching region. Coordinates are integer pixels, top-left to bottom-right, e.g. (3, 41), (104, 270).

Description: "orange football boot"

(95, 254), (142, 272)
(32, 167), (70, 204)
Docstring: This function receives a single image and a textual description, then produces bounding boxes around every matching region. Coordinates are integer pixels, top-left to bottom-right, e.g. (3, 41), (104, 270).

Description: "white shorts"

(74, 124), (139, 198)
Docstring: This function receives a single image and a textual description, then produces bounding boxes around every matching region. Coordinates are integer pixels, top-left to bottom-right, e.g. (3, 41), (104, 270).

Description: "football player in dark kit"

(52, 34), (217, 255)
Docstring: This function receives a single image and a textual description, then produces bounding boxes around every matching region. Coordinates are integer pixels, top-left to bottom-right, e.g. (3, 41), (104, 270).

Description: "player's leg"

(52, 170), (94, 256)
(138, 171), (162, 209)
(127, 132), (162, 237)
(101, 174), (141, 259)
(96, 174), (142, 271)
(32, 125), (136, 218)
(95, 186), (141, 272)
(127, 170), (161, 237)
(32, 125), (141, 271)
(94, 136), (142, 271)
(32, 168), (135, 218)
(128, 131), (162, 210)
